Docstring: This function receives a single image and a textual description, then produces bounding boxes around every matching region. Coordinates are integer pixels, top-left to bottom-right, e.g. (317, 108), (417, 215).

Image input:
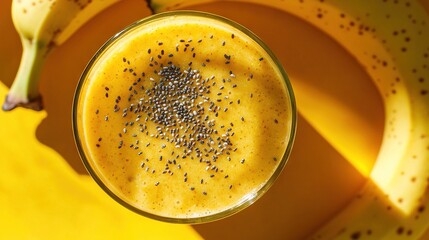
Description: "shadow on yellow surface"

(0, 1), (388, 239)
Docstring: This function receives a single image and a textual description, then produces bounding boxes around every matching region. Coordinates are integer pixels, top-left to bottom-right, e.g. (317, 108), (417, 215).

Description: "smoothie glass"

(73, 11), (296, 223)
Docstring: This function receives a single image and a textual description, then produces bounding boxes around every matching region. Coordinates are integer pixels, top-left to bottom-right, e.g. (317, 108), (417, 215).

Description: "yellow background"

(2, 0), (425, 239)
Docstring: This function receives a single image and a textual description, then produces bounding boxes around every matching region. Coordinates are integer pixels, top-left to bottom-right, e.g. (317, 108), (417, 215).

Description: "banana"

(3, 0), (121, 111)
(149, 0), (429, 239)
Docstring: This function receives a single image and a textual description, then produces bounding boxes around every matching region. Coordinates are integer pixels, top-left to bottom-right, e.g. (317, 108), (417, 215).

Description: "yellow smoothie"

(74, 11), (295, 221)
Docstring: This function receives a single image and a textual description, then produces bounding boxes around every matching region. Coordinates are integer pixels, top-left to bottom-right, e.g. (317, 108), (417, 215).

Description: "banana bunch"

(149, 0), (429, 239)
(3, 0), (121, 111)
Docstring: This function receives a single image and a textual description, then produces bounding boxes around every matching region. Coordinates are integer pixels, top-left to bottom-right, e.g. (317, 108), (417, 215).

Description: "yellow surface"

(0, 1), (370, 239)
(0, 0), (392, 239)
(0, 82), (202, 239)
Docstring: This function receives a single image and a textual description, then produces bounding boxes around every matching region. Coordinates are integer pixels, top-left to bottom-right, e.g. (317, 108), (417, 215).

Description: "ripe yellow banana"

(3, 0), (121, 111)
(149, 0), (429, 239)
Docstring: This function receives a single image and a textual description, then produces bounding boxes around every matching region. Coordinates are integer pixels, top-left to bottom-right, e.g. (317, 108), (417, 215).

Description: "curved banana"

(3, 0), (121, 111)
(150, 0), (429, 239)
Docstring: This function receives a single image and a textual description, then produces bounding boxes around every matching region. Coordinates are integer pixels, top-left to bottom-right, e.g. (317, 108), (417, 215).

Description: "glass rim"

(72, 10), (297, 224)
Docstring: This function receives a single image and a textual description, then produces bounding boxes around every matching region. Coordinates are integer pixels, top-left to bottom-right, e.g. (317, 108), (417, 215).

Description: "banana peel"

(0, 81), (202, 239)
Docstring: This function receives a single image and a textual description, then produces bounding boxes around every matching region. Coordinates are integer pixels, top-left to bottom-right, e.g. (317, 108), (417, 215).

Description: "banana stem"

(2, 38), (49, 111)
